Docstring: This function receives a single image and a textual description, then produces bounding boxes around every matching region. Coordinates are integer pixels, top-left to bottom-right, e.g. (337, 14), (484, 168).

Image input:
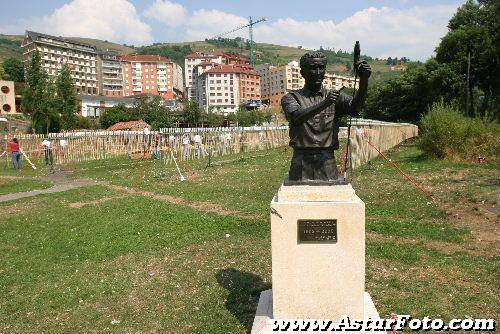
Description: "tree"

(135, 95), (174, 129)
(22, 51), (60, 133)
(55, 63), (78, 130)
(2, 57), (24, 82)
(201, 106), (224, 127)
(0, 63), (6, 80)
(363, 0), (499, 122)
(182, 99), (202, 126)
(363, 60), (465, 122)
(435, 0), (499, 118)
(100, 104), (133, 129)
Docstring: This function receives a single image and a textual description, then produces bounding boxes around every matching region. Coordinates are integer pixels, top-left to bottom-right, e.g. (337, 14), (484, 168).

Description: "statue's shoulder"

(281, 89), (303, 103)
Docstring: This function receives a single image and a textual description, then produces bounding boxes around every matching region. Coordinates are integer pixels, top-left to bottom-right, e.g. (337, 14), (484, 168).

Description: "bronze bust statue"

(281, 51), (371, 184)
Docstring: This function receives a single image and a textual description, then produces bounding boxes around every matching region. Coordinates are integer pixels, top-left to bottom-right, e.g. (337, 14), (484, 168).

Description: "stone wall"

(342, 120), (419, 169)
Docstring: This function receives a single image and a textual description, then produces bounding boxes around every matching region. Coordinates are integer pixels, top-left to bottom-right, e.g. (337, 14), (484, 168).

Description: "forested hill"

(138, 38), (412, 81)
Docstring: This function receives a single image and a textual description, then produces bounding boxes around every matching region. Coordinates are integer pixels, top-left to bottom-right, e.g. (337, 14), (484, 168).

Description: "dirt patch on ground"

(216, 168), (233, 175)
(444, 203), (499, 255)
(106, 184), (259, 220)
(185, 169), (201, 182)
(68, 195), (128, 208)
(418, 167), (499, 256)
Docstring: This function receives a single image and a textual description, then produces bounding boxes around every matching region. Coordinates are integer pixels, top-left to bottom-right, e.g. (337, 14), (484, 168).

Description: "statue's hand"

(356, 60), (372, 80)
(325, 89), (341, 106)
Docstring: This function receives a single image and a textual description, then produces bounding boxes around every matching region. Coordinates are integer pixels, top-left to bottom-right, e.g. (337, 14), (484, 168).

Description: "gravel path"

(0, 173), (107, 203)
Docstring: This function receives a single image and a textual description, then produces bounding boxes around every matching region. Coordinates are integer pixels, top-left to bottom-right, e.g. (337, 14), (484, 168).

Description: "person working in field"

(7, 138), (22, 170)
(42, 138), (54, 167)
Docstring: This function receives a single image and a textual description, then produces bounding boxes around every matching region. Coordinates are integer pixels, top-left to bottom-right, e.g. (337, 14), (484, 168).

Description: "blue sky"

(0, 0), (466, 61)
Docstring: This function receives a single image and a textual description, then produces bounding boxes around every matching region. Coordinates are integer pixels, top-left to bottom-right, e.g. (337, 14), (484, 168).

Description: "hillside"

(140, 39), (406, 81)
(68, 37), (135, 55)
(1, 33), (408, 82)
(0, 35), (23, 62)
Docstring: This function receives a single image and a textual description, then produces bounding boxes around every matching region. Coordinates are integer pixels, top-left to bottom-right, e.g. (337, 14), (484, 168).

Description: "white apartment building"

(98, 51), (123, 97)
(193, 61), (218, 107)
(22, 31), (99, 95)
(195, 64), (261, 114)
(323, 72), (358, 91)
(184, 52), (224, 100)
(197, 66), (240, 114)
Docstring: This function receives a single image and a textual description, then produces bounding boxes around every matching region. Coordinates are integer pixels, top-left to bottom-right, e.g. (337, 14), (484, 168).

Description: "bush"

(419, 101), (499, 161)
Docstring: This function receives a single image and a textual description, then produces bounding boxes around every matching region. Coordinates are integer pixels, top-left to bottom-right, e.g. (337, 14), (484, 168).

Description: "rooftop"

(24, 30), (97, 53)
(121, 54), (172, 63)
(185, 52), (222, 59)
(204, 64), (259, 76)
(107, 120), (151, 131)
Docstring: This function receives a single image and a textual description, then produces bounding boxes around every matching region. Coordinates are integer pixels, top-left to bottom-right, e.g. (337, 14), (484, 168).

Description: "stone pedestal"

(251, 183), (381, 333)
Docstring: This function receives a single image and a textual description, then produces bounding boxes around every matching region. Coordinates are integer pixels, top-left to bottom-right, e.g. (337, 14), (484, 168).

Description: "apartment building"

(195, 64), (261, 114)
(193, 61), (217, 106)
(323, 72), (358, 91)
(256, 61), (359, 107)
(98, 51), (123, 97)
(121, 55), (183, 100)
(184, 52), (225, 100)
(255, 61), (304, 107)
(239, 70), (261, 104)
(22, 31), (99, 95)
(184, 52), (252, 100)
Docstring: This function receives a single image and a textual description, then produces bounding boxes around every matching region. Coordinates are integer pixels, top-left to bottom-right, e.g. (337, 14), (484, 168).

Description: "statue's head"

(300, 51), (327, 89)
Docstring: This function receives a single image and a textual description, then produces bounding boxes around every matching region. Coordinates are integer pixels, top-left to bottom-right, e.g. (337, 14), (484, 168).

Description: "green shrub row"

(419, 101), (499, 161)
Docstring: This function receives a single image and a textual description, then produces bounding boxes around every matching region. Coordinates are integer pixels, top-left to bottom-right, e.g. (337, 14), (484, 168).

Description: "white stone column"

(271, 184), (364, 319)
(251, 183), (381, 334)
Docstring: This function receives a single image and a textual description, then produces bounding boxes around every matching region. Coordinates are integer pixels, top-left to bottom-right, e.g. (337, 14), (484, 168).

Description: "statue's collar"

(300, 86), (326, 97)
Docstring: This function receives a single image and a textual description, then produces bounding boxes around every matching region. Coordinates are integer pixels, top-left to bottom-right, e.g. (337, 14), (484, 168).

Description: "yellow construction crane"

(212, 16), (266, 66)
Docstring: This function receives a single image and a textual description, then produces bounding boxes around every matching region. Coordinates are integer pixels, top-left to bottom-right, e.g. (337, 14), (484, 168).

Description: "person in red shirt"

(7, 138), (22, 170)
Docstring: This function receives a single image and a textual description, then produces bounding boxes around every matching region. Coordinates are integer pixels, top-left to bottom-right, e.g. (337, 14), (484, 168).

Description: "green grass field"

(0, 142), (498, 333)
(0, 178), (52, 195)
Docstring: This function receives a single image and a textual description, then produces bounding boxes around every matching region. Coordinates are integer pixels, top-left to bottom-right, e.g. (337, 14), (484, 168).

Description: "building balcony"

(102, 69), (121, 75)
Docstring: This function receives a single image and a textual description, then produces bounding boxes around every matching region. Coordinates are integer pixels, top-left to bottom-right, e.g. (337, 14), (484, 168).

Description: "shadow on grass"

(216, 268), (271, 333)
(399, 151), (431, 164)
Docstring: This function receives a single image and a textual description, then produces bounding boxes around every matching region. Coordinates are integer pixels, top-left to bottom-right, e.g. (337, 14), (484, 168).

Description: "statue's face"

(301, 58), (326, 87)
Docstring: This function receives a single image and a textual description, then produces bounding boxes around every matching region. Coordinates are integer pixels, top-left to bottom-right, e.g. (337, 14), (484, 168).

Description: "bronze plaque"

(298, 219), (337, 243)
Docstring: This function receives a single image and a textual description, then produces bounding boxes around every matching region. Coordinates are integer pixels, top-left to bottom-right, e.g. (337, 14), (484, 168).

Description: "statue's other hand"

(357, 60), (372, 79)
(325, 89), (341, 106)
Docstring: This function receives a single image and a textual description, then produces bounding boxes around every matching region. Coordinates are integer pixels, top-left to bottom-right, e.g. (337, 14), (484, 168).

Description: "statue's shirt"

(281, 87), (352, 150)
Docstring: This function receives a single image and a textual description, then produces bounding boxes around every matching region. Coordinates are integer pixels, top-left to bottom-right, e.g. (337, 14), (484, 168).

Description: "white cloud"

(2, 0), (153, 45)
(185, 9), (248, 41)
(1, 0), (459, 60)
(253, 5), (459, 61)
(143, 0), (188, 27)
(146, 2), (458, 61)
